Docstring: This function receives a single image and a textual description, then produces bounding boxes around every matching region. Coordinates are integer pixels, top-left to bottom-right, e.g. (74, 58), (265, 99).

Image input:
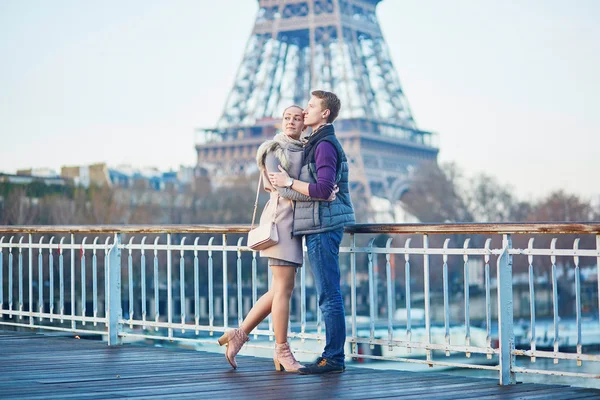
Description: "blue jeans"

(305, 228), (345, 365)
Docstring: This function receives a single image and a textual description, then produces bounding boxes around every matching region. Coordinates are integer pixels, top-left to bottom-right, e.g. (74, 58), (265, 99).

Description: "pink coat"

(256, 138), (305, 265)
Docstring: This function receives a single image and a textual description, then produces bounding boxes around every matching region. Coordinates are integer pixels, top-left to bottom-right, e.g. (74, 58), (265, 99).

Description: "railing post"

(29, 233), (33, 326)
(423, 234), (431, 362)
(108, 233), (122, 345)
(497, 234), (515, 385)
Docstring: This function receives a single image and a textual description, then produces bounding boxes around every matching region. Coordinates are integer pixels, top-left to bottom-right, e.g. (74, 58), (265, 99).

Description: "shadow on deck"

(1, 330), (599, 400)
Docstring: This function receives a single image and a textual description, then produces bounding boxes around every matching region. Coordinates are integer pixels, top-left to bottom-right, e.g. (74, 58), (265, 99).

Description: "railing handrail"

(1, 222), (600, 235)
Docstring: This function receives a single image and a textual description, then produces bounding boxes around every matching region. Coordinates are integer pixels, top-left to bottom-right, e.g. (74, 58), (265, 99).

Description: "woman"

(218, 105), (334, 372)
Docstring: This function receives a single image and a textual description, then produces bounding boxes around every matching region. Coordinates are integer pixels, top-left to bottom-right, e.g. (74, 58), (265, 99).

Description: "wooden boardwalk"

(1, 330), (599, 400)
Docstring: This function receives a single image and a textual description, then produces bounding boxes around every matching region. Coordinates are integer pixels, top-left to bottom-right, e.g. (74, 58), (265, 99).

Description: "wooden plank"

(1, 330), (599, 400)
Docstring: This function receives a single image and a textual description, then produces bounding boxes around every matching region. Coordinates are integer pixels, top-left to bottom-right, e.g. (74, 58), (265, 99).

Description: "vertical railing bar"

(300, 237), (306, 341)
(49, 238), (55, 321)
(9, 238), (14, 317)
(153, 237), (160, 332)
(350, 233), (357, 354)
(18, 237), (24, 319)
(140, 237), (147, 330)
(316, 243), (322, 338)
(298, 248), (306, 341)
(294, 236), (308, 336)
(71, 233), (75, 329)
(81, 237), (87, 325)
(128, 237), (135, 329)
(373, 240), (379, 323)
(0, 238), (4, 312)
(367, 239), (375, 348)
(222, 234), (228, 330)
(252, 249), (258, 339)
(193, 237), (200, 334)
(573, 238), (582, 366)
(180, 237), (187, 332)
(104, 237), (110, 321)
(463, 238), (471, 358)
(527, 238), (536, 362)
(92, 237), (98, 326)
(484, 238), (492, 358)
(404, 239), (411, 351)
(38, 236), (44, 322)
(208, 237), (214, 333)
(167, 233), (173, 339)
(597, 235), (600, 326)
(550, 238), (559, 364)
(423, 234), (431, 362)
(59, 238), (64, 323)
(28, 233), (33, 326)
(385, 238), (394, 352)
(442, 238), (450, 356)
(236, 238), (243, 328)
(268, 261), (273, 340)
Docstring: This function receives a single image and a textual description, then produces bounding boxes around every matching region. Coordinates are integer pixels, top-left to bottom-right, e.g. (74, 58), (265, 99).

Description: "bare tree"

(527, 190), (595, 222)
(401, 162), (473, 223)
(0, 187), (38, 225)
(85, 186), (126, 224)
(129, 204), (156, 224)
(194, 176), (256, 224)
(40, 195), (75, 224)
(465, 174), (517, 222)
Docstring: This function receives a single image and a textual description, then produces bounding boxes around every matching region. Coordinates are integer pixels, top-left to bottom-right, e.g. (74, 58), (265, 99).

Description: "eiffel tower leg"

(294, 46), (309, 106)
(218, 34), (270, 127)
(254, 39), (283, 118)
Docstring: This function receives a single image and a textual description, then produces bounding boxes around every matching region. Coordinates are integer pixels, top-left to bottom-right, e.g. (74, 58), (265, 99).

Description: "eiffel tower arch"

(196, 0), (439, 221)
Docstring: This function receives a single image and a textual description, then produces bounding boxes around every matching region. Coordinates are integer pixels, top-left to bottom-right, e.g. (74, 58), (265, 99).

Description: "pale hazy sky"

(1, 0), (599, 201)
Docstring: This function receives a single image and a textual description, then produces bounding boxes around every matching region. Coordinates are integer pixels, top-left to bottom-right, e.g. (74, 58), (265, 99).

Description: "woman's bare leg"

(239, 289), (273, 335)
(270, 266), (297, 344)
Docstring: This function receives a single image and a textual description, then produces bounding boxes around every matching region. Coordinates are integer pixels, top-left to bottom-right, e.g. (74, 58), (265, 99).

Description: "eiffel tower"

(196, 0), (438, 220)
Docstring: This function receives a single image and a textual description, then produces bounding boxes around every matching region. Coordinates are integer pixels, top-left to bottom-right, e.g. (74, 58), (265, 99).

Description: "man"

(268, 90), (355, 374)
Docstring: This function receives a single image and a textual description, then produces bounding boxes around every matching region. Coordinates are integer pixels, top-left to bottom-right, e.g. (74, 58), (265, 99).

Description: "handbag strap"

(250, 171), (280, 229)
(250, 173), (263, 229)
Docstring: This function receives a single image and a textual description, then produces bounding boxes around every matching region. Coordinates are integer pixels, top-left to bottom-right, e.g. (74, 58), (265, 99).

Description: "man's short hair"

(312, 90), (341, 123)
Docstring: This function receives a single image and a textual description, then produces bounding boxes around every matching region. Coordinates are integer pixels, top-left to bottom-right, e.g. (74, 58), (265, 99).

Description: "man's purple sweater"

(308, 141), (337, 199)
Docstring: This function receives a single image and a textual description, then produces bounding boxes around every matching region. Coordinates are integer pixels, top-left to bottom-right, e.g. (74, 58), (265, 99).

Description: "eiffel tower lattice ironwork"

(196, 0), (439, 221)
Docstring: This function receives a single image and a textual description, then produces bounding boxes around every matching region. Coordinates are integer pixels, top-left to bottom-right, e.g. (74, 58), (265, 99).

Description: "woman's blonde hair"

(282, 104), (303, 115)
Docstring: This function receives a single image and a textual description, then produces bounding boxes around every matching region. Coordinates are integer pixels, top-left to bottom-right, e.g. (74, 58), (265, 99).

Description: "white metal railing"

(1, 223), (599, 385)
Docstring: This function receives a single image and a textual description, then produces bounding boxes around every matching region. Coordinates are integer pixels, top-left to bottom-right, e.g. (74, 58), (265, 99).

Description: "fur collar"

(256, 133), (303, 170)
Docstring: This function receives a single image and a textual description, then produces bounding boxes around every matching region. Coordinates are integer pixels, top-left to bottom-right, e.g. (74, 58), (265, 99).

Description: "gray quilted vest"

(292, 124), (355, 235)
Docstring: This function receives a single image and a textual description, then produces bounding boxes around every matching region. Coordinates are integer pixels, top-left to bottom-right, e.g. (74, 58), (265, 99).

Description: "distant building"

(108, 165), (192, 191)
(0, 172), (70, 186)
(16, 168), (59, 178)
(58, 163), (194, 191)
(61, 163), (111, 188)
(370, 196), (420, 223)
(4, 163), (206, 210)
(177, 166), (195, 185)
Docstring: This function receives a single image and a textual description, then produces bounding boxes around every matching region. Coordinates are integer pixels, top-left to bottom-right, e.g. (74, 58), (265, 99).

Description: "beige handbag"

(247, 173), (279, 250)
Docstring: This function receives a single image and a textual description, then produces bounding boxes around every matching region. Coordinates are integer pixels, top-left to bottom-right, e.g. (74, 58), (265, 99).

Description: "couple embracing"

(218, 90), (355, 374)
